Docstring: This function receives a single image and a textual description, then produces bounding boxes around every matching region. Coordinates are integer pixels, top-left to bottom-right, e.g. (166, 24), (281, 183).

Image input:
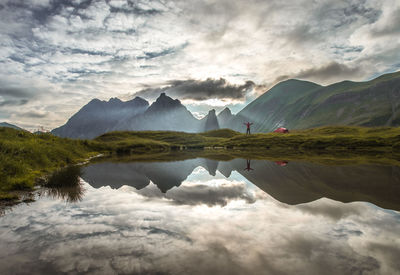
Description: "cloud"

(0, 87), (33, 106)
(0, 0), (400, 128)
(19, 110), (50, 118)
(135, 78), (255, 101)
(137, 181), (256, 207)
(0, 87), (32, 98)
(297, 200), (367, 221)
(0, 98), (29, 107)
(368, 7), (400, 37)
(294, 62), (362, 83)
(1, 177), (399, 275)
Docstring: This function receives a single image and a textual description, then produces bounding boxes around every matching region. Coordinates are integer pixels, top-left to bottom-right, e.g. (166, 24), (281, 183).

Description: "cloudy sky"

(0, 0), (399, 130)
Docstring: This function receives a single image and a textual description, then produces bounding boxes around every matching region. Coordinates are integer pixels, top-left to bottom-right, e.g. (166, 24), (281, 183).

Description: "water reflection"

(1, 158), (400, 274)
(82, 158), (400, 211)
(244, 159), (254, 171)
(274, 160), (288, 166)
(41, 166), (85, 203)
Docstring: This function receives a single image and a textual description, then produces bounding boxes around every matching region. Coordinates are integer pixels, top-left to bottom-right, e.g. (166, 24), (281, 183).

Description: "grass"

(0, 127), (96, 196)
(2, 125), (400, 201)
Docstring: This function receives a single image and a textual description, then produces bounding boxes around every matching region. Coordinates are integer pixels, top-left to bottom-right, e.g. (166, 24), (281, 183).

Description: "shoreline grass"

(2, 125), (400, 201)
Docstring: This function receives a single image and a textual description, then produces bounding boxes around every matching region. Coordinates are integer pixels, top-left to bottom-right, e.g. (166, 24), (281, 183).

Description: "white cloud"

(0, 0), (399, 129)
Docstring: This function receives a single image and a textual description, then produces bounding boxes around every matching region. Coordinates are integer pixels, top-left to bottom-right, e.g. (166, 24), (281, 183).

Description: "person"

(244, 159), (254, 171)
(244, 122), (253, 134)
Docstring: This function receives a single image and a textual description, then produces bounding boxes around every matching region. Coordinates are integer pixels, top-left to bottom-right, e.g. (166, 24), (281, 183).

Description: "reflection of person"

(244, 159), (254, 171)
(244, 122), (253, 134)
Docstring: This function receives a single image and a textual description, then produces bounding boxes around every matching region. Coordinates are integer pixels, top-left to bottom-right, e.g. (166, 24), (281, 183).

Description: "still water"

(1, 158), (400, 274)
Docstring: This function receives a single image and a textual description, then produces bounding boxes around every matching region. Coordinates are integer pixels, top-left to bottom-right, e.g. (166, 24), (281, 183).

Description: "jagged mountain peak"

(52, 95), (150, 139)
(201, 108), (219, 132)
(218, 107), (232, 117)
(108, 97), (122, 103)
(146, 93), (184, 112)
(217, 107), (235, 129)
(131, 96), (148, 103)
(52, 71), (400, 138)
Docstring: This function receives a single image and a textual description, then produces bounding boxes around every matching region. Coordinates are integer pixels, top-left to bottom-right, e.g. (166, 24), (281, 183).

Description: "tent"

(273, 127), (289, 133)
(275, 161), (288, 166)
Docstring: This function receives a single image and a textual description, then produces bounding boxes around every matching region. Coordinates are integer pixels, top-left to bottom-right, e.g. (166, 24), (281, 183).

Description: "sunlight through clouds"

(0, 0), (399, 129)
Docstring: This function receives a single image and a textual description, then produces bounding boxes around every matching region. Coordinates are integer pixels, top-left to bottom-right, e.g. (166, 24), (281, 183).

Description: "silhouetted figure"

(244, 159), (254, 171)
(244, 122), (253, 134)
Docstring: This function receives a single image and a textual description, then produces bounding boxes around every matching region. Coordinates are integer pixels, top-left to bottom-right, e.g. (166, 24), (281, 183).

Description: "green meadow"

(1, 125), (400, 200)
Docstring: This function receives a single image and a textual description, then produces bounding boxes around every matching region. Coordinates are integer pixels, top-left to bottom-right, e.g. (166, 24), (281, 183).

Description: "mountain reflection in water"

(82, 158), (400, 211)
(0, 158), (400, 275)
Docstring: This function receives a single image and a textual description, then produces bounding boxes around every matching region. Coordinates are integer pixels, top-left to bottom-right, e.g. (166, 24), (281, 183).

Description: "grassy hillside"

(2, 126), (400, 201)
(233, 79), (321, 132)
(0, 127), (96, 198)
(233, 71), (400, 132)
(93, 126), (400, 153)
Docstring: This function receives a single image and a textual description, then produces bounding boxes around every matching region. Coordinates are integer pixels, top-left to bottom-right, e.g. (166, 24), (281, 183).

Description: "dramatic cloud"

(295, 62), (363, 82)
(0, 0), (399, 129)
(135, 78), (255, 101)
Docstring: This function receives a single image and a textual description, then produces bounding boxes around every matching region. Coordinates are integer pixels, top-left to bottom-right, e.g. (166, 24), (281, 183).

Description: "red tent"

(275, 161), (288, 166)
(273, 127), (289, 133)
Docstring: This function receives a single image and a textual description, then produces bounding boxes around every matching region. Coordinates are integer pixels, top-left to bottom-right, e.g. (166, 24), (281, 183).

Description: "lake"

(1, 158), (400, 274)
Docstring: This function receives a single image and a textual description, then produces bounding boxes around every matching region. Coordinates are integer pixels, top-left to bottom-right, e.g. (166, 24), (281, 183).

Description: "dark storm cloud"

(136, 78), (255, 101)
(295, 62), (361, 80)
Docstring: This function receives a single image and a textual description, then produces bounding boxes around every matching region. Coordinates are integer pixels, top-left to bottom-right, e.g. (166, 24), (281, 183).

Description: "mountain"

(0, 122), (24, 131)
(116, 93), (200, 132)
(231, 71), (400, 132)
(222, 159), (400, 211)
(52, 71), (400, 138)
(83, 158), (400, 210)
(52, 97), (149, 139)
(230, 79), (321, 132)
(82, 158), (219, 193)
(200, 109), (220, 132)
(217, 107), (235, 129)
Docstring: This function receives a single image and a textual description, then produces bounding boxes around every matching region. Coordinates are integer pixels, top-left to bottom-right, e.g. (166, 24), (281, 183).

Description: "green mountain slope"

(232, 71), (400, 132)
(232, 79), (321, 132)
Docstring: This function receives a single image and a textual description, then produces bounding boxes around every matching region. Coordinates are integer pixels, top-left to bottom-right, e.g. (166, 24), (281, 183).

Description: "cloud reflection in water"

(0, 160), (399, 274)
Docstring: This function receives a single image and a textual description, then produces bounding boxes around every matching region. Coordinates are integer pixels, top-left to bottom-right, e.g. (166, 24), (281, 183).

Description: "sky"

(0, 0), (399, 130)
